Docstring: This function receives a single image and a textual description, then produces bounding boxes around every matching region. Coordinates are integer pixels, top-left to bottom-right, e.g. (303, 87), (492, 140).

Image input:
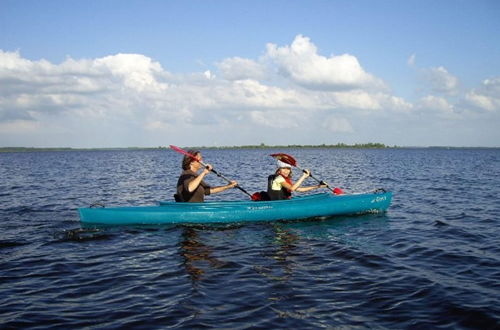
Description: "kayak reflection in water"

(180, 227), (225, 284)
(266, 160), (327, 200)
(175, 150), (238, 202)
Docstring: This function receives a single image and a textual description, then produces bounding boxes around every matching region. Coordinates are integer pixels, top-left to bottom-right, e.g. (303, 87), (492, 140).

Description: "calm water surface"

(1, 148), (499, 329)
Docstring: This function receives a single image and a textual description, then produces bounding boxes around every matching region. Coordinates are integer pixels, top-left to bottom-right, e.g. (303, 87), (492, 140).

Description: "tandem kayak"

(78, 189), (392, 225)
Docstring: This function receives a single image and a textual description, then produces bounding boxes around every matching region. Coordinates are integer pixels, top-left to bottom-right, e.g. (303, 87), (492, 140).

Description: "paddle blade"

(170, 145), (197, 160)
(333, 187), (344, 195)
(270, 153), (297, 167)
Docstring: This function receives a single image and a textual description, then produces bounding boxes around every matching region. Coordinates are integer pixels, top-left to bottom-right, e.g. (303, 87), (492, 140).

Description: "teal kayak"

(78, 189), (392, 225)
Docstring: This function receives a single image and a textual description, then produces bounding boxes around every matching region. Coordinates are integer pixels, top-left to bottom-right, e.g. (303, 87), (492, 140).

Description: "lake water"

(1, 148), (499, 328)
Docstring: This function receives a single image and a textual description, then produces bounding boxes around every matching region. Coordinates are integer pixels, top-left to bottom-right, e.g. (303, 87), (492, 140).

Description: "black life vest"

(267, 174), (292, 200)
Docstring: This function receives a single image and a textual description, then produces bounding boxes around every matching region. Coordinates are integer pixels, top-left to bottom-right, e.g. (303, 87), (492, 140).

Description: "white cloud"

(463, 78), (500, 112)
(0, 120), (40, 133)
(408, 54), (416, 67)
(0, 45), (414, 147)
(217, 79), (313, 109)
(1, 36), (498, 147)
(144, 120), (172, 131)
(322, 116), (353, 133)
(0, 51), (169, 95)
(417, 95), (455, 115)
(331, 90), (381, 110)
(421, 66), (459, 95)
(318, 91), (412, 113)
(204, 70), (214, 80)
(249, 110), (301, 128)
(93, 53), (169, 92)
(264, 35), (387, 91)
(465, 92), (496, 111)
(217, 57), (266, 81)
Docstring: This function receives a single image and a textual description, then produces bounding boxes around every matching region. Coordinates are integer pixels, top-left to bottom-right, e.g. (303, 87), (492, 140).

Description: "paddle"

(270, 153), (343, 195)
(170, 145), (255, 199)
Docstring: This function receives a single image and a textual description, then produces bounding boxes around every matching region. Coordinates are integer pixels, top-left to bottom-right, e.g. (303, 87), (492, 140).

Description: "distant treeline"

(0, 144), (389, 153)
(2, 144), (497, 153)
(198, 143), (391, 149)
(0, 147), (167, 153)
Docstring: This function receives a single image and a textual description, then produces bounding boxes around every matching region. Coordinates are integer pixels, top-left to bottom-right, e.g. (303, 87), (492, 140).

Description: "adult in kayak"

(267, 160), (326, 200)
(175, 150), (238, 202)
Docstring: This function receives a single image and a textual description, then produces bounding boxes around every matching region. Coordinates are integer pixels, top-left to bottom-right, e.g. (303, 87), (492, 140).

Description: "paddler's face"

(192, 153), (203, 170)
(279, 167), (291, 177)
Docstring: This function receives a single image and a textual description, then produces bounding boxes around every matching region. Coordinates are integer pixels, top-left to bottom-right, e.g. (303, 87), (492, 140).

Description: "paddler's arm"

(281, 169), (311, 191)
(296, 183), (327, 192)
(210, 180), (238, 194)
(187, 164), (212, 193)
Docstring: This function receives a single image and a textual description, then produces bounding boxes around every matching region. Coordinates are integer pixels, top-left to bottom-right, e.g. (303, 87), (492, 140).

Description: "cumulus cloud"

(0, 43), (412, 147)
(216, 57), (267, 81)
(417, 95), (455, 115)
(249, 110), (302, 129)
(204, 70), (214, 80)
(463, 77), (500, 112)
(93, 53), (169, 92)
(264, 35), (387, 91)
(465, 92), (496, 111)
(3, 35), (496, 147)
(421, 66), (459, 95)
(409, 58), (500, 118)
(0, 50), (170, 123)
(0, 51), (169, 95)
(317, 90), (412, 114)
(0, 50), (180, 147)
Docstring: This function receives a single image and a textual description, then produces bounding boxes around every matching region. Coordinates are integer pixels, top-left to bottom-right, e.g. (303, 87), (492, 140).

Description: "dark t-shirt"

(176, 170), (211, 202)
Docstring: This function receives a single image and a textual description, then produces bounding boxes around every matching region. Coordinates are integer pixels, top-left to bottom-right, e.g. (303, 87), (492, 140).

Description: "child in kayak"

(267, 160), (327, 200)
(175, 150), (238, 202)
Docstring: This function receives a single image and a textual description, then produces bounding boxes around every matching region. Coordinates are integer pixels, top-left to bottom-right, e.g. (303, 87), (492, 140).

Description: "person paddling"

(267, 160), (326, 200)
(175, 150), (238, 202)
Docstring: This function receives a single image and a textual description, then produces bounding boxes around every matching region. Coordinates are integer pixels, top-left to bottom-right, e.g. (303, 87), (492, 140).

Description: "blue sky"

(1, 0), (499, 147)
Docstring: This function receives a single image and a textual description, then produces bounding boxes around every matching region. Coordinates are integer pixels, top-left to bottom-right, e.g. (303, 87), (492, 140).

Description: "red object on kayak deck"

(251, 192), (262, 201)
(333, 187), (344, 195)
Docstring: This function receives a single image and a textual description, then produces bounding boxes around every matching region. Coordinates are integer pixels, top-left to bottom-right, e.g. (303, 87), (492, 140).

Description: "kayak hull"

(79, 190), (392, 225)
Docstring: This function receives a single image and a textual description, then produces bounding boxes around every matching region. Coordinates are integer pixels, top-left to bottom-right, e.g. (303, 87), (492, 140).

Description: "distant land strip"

(1, 144), (498, 152)
(0, 146), (163, 153)
(0, 143), (389, 152)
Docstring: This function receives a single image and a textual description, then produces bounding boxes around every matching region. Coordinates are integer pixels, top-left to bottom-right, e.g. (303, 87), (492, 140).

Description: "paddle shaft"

(198, 160), (253, 197)
(295, 165), (336, 194)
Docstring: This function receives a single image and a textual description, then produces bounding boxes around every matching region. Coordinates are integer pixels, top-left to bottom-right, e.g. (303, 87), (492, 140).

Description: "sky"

(1, 0), (500, 147)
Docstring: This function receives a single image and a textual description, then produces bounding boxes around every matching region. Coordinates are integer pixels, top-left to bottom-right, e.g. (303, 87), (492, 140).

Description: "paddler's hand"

(202, 163), (213, 174)
(302, 169), (311, 178)
(228, 180), (238, 188)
